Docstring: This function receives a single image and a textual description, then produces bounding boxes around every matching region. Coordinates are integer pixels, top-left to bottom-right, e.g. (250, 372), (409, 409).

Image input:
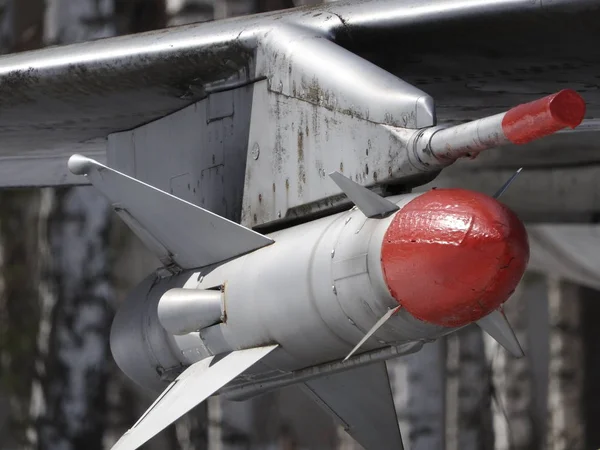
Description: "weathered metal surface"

(256, 24), (434, 129)
(0, 0), (599, 186)
(103, 32), (432, 229)
(241, 80), (431, 228)
(107, 84), (254, 223)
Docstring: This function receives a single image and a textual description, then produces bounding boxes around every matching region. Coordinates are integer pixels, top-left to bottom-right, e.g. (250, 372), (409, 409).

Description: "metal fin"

(329, 171), (399, 218)
(477, 309), (524, 357)
(344, 306), (401, 361)
(111, 345), (278, 450)
(68, 154), (273, 270)
(493, 167), (523, 199)
(302, 362), (404, 450)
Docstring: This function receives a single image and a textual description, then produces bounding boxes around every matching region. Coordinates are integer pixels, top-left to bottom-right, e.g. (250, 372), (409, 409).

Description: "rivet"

(332, 285), (337, 295)
(331, 249), (335, 258)
(251, 144), (260, 160)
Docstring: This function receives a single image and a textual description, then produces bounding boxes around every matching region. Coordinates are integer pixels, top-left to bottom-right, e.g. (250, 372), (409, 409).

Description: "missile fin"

(477, 309), (524, 358)
(329, 171), (399, 218)
(344, 306), (401, 361)
(110, 344), (278, 450)
(68, 154), (273, 270)
(493, 167), (523, 199)
(302, 362), (404, 450)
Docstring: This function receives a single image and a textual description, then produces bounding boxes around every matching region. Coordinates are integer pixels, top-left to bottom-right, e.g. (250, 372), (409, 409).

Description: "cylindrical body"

(194, 193), (449, 372)
(111, 188), (529, 393)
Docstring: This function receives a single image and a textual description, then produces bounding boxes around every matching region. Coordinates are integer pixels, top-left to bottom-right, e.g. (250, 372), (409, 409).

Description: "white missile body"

(111, 192), (451, 392)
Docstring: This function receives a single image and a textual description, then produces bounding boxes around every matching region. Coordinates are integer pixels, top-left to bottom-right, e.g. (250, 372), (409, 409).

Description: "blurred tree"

(0, 0), (44, 448)
(488, 279), (537, 450)
(546, 278), (584, 450)
(27, 1), (167, 450)
(456, 327), (494, 450)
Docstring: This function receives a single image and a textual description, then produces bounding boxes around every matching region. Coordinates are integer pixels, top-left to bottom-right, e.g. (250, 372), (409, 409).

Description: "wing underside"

(0, 0), (598, 187)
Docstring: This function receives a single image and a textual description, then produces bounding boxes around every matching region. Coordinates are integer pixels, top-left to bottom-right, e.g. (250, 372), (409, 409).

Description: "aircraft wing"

(0, 0), (599, 189)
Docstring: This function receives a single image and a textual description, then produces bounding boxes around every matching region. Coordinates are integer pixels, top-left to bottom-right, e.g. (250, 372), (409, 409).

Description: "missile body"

(111, 187), (528, 393)
(104, 89), (583, 395)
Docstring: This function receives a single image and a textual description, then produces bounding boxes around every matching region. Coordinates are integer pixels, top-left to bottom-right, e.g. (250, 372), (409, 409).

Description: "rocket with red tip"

(68, 89), (585, 450)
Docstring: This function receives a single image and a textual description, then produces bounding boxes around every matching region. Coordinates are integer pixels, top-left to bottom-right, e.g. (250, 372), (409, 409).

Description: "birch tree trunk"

(35, 188), (114, 450)
(486, 278), (536, 450)
(455, 326), (494, 450)
(390, 339), (447, 450)
(0, 189), (41, 448)
(29, 1), (116, 449)
(0, 1), (44, 447)
(546, 278), (584, 450)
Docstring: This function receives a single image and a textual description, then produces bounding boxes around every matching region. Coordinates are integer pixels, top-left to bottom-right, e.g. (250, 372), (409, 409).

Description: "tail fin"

(111, 345), (278, 450)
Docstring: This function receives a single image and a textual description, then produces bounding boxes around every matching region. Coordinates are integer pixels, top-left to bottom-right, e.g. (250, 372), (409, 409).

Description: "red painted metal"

(501, 89), (586, 144)
(380, 189), (529, 328)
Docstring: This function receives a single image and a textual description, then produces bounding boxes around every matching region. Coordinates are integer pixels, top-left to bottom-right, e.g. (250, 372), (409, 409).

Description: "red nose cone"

(380, 189), (529, 327)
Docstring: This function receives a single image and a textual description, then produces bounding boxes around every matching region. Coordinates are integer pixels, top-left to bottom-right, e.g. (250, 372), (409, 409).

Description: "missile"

(66, 89), (585, 450)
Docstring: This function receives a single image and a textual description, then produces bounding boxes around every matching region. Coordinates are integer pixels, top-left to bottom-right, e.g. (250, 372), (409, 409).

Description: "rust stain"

(297, 127), (306, 196)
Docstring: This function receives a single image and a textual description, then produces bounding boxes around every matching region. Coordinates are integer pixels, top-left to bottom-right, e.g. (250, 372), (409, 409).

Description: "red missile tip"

(380, 189), (529, 328)
(501, 89), (586, 145)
